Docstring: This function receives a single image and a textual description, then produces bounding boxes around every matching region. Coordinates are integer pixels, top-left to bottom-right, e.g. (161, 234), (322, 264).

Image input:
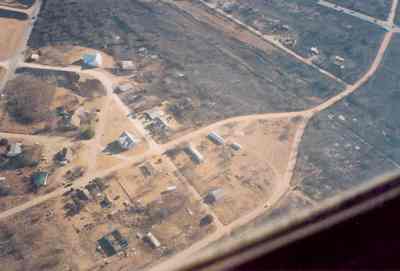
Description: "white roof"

(7, 143), (22, 157)
(118, 131), (138, 149)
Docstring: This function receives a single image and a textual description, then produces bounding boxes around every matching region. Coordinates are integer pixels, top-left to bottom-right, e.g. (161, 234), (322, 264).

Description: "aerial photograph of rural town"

(0, 0), (399, 270)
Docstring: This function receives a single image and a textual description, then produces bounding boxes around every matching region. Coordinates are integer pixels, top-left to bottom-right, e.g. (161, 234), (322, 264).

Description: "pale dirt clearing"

(0, 17), (27, 61)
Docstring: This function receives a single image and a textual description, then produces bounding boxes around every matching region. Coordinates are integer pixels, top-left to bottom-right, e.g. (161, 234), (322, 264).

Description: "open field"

(0, 0), (35, 9)
(28, 0), (343, 135)
(0, 9), (28, 61)
(292, 35), (400, 201)
(167, 117), (300, 224)
(326, 0), (393, 20)
(210, 0), (386, 83)
(0, 200), (74, 271)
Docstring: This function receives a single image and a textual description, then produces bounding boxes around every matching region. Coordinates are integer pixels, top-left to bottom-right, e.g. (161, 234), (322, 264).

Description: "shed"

(7, 143), (22, 157)
(118, 131), (139, 150)
(204, 188), (224, 204)
(208, 132), (225, 145)
(310, 47), (320, 55)
(120, 60), (135, 70)
(116, 83), (133, 93)
(32, 171), (49, 188)
(144, 109), (162, 121)
(185, 144), (204, 164)
(144, 232), (161, 248)
(231, 143), (242, 151)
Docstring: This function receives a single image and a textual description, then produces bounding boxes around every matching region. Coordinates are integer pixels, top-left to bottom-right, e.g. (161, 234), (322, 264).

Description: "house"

(115, 83), (133, 93)
(204, 188), (224, 204)
(54, 147), (72, 165)
(208, 132), (225, 145)
(185, 144), (204, 164)
(32, 171), (49, 188)
(118, 131), (139, 150)
(7, 143), (22, 157)
(119, 60), (135, 70)
(83, 52), (102, 67)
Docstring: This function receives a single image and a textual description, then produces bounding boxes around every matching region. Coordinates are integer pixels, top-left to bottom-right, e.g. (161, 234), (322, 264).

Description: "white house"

(118, 131), (138, 150)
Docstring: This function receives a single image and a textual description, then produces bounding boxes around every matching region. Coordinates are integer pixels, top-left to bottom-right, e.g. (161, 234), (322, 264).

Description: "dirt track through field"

(0, 0), (399, 270)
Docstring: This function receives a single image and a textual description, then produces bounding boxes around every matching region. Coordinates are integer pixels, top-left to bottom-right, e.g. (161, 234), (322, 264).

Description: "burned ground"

(292, 35), (400, 201)
(222, 0), (385, 83)
(327, 0), (392, 20)
(29, 0), (343, 129)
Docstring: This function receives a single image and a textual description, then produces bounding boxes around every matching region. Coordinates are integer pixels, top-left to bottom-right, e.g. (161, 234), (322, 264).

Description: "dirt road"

(317, 0), (393, 30)
(0, 0), (398, 269)
(164, 0), (347, 85)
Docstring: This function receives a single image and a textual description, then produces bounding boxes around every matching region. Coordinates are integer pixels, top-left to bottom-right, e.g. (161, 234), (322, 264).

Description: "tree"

(5, 75), (55, 124)
(79, 125), (95, 140)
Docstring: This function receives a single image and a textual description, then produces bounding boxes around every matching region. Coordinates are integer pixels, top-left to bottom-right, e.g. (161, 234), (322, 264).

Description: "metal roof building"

(208, 132), (225, 145)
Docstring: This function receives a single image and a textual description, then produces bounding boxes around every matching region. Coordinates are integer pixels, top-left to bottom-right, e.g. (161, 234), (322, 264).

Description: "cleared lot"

(0, 9), (28, 61)
(168, 117), (300, 224)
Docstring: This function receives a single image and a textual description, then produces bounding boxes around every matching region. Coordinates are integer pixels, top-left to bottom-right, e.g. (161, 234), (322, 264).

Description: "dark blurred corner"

(232, 190), (400, 270)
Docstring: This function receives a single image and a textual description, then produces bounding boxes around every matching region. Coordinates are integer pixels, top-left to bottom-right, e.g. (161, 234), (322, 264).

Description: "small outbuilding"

(204, 188), (224, 205)
(32, 171), (49, 188)
(185, 144), (204, 164)
(119, 60), (135, 70)
(83, 52), (102, 67)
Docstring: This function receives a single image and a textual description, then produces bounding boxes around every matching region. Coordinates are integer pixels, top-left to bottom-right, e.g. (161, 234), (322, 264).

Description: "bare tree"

(5, 75), (55, 124)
